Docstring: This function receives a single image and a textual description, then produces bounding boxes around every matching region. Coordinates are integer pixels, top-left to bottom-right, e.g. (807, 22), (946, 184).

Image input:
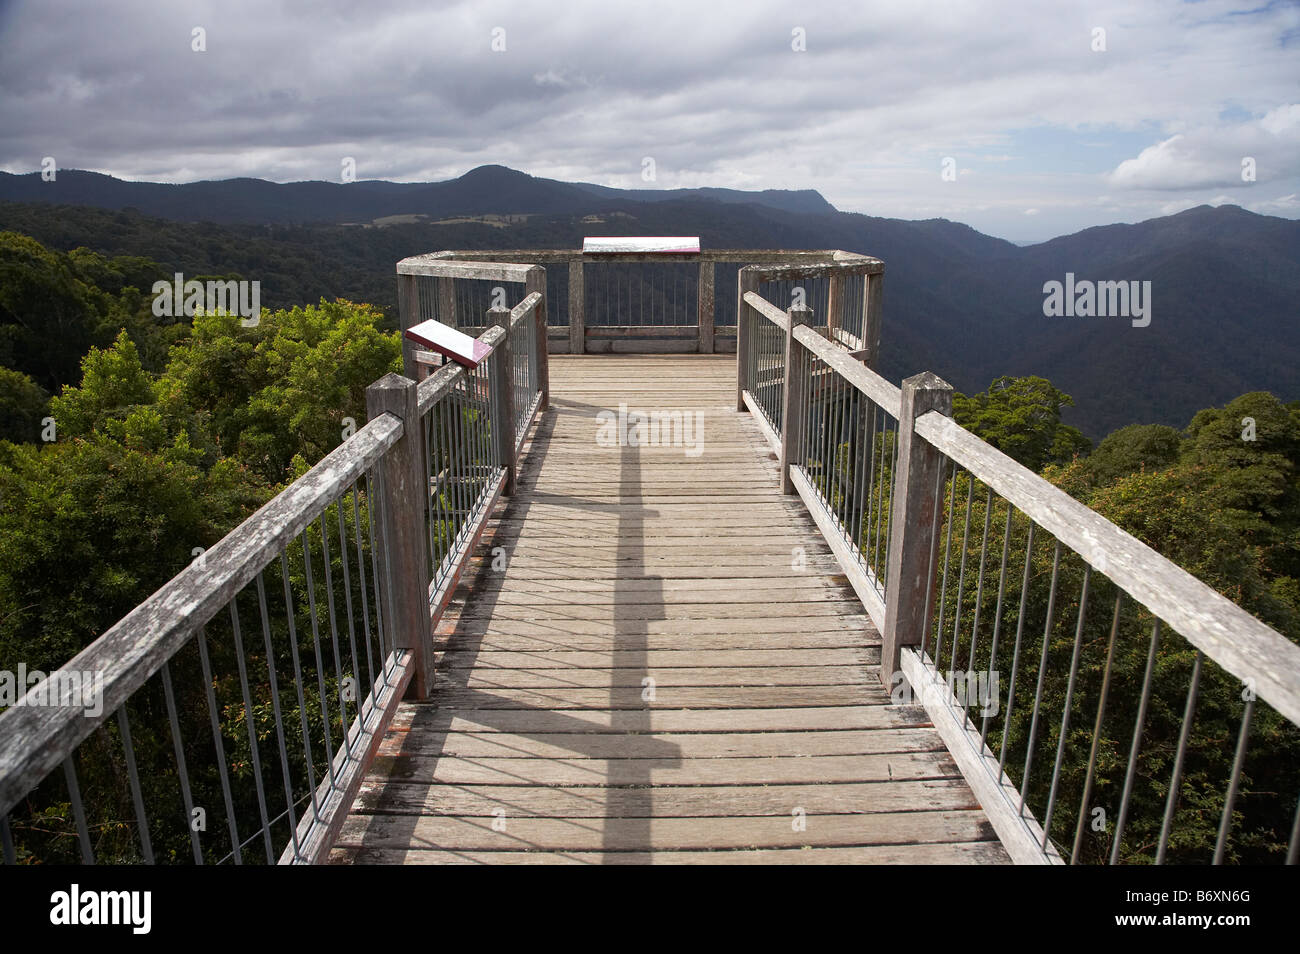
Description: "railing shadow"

(365, 398), (683, 861)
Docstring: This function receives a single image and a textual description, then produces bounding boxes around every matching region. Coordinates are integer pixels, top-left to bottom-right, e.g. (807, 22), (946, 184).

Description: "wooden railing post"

(735, 267), (759, 411)
(436, 276), (457, 329)
(397, 274), (420, 381)
(827, 273), (845, 341)
(365, 373), (434, 699)
(778, 302), (812, 495)
(880, 371), (952, 687)
(863, 271), (883, 369)
(569, 257), (585, 355)
(697, 260), (715, 354)
(489, 305), (517, 495)
(524, 267), (550, 411)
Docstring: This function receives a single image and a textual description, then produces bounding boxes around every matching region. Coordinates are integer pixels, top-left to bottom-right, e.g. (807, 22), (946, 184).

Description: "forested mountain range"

(1, 164), (1296, 437)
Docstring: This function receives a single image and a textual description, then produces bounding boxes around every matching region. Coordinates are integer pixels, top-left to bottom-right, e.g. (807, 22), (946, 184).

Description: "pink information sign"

(405, 319), (492, 369)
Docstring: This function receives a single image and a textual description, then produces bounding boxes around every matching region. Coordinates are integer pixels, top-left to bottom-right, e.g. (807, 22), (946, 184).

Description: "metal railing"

(0, 263), (547, 865)
(738, 265), (1300, 865)
(0, 416), (404, 865)
(900, 411), (1300, 865)
(736, 257), (891, 623)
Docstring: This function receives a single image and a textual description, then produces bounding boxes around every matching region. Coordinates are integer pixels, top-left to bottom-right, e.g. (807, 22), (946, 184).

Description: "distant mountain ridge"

(0, 164), (837, 225)
(1, 165), (1296, 439)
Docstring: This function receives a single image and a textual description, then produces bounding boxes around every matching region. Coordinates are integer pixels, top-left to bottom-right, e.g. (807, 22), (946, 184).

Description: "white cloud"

(1107, 104), (1300, 190)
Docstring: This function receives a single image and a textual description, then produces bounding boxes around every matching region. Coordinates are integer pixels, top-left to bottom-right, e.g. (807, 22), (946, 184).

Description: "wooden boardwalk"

(332, 356), (1009, 864)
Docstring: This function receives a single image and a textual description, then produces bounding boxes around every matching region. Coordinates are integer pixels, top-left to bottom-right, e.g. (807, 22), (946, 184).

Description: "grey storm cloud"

(0, 0), (1297, 241)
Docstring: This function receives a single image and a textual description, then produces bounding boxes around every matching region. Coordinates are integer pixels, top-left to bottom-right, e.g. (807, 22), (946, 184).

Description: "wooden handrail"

(0, 413), (403, 816)
(742, 290), (790, 331)
(793, 323), (901, 419)
(914, 409), (1300, 726)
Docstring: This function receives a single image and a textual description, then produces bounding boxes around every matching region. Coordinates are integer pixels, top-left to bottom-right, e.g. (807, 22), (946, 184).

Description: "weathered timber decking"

(331, 356), (1010, 864)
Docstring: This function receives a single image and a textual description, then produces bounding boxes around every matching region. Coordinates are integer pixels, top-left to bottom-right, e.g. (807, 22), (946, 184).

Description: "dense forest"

(1, 226), (1297, 863)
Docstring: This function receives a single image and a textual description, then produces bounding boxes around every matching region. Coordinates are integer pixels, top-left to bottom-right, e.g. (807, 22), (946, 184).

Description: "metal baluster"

(288, 549), (333, 788)
(920, 462), (947, 658)
(998, 521), (1036, 777)
(318, 512), (350, 755)
(1213, 694), (1255, 864)
(277, 558), (319, 817)
(196, 627), (240, 863)
(1110, 619), (1161, 864)
(336, 488), (364, 725)
(981, 504), (1015, 750)
(256, 569), (302, 861)
(1020, 540), (1063, 817)
(365, 470), (392, 680)
(965, 489), (995, 727)
(115, 705), (155, 863)
(229, 598), (274, 862)
(949, 475), (975, 677)
(933, 460), (959, 664)
(62, 755), (93, 864)
(1156, 650), (1204, 864)
(351, 481), (378, 695)
(1, 813), (14, 865)
(160, 659), (203, 863)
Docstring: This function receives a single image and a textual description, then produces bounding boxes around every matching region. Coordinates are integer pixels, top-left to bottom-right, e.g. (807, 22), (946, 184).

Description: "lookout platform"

(330, 356), (1009, 863)
(6, 249), (1293, 869)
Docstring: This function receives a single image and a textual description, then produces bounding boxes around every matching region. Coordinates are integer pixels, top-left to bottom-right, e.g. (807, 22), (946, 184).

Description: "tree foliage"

(953, 375), (1092, 471)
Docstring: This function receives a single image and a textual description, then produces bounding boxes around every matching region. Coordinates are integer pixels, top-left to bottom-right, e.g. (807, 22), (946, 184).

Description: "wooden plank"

(388, 705), (911, 733)
(433, 665), (874, 690)
(584, 337), (700, 354)
(360, 751), (958, 788)
(585, 325), (700, 338)
(348, 778), (974, 817)
(335, 807), (991, 851)
(330, 841), (1009, 865)
(436, 648), (878, 669)
(397, 256), (540, 283)
(380, 728), (945, 760)
(449, 602), (869, 621)
(435, 630), (875, 650)
(746, 258), (884, 281)
(424, 685), (889, 709)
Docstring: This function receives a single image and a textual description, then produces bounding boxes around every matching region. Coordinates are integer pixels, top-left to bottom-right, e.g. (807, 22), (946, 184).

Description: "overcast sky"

(0, 0), (1296, 242)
